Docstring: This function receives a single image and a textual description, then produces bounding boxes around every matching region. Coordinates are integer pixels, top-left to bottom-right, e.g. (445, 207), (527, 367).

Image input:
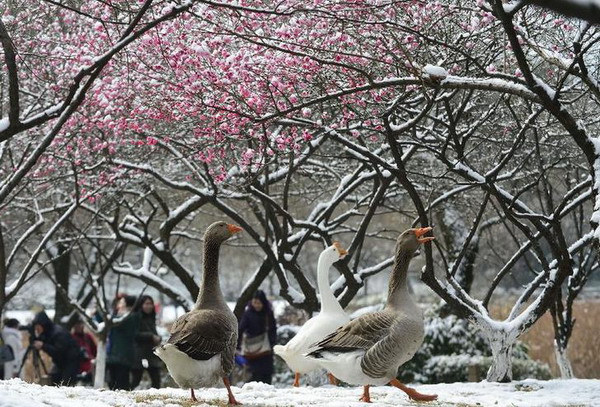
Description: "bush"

(276, 324), (301, 346)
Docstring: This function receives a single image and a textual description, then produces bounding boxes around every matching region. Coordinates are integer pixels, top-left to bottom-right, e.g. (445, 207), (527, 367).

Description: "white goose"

(155, 221), (242, 405)
(306, 228), (438, 403)
(274, 242), (349, 387)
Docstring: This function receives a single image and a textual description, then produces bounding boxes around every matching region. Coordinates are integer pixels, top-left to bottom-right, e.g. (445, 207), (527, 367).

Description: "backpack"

(0, 333), (15, 363)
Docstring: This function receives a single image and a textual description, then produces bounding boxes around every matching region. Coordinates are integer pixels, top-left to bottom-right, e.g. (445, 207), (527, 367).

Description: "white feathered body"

(154, 343), (222, 389)
(274, 310), (349, 374)
(275, 245), (350, 375)
(311, 349), (389, 386)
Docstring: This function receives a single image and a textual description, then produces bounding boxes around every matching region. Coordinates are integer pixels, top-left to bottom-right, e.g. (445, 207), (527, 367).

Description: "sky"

(1, 378), (599, 407)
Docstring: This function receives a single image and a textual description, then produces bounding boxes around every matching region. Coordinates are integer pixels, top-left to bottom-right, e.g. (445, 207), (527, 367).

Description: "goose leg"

(223, 377), (241, 405)
(389, 378), (438, 402)
(327, 373), (339, 386)
(190, 388), (198, 402)
(359, 385), (371, 403)
(293, 372), (300, 387)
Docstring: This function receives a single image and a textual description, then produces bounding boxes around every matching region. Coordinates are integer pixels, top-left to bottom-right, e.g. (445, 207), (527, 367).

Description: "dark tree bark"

(48, 243), (71, 325)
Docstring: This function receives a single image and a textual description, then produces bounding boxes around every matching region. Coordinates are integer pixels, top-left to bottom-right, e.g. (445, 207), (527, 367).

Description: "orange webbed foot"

(390, 378), (437, 402)
(408, 392), (438, 402)
(359, 385), (371, 403)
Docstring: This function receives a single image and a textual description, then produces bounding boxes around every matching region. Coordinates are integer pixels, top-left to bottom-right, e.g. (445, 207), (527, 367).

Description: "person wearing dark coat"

(106, 295), (141, 390)
(131, 295), (162, 389)
(31, 311), (81, 386)
(237, 290), (277, 384)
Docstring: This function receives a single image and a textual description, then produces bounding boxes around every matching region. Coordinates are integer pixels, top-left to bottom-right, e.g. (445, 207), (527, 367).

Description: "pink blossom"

(301, 129), (313, 141)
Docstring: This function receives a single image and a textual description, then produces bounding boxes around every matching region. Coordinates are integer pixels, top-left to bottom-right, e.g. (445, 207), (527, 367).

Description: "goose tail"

(273, 344), (286, 356)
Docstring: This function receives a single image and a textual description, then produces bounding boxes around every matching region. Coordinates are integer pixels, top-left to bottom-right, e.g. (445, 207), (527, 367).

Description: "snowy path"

(1, 378), (599, 406)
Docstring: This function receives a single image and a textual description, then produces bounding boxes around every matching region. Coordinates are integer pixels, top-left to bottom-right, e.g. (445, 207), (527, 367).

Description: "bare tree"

(103, 132), (406, 318)
(0, 0), (227, 316)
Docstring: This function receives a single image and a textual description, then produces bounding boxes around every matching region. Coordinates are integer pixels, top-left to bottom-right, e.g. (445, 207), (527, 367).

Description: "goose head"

(204, 221), (243, 245)
(396, 227), (435, 255)
(320, 241), (348, 264)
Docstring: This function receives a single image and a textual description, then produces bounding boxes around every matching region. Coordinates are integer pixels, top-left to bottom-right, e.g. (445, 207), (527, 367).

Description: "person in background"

(71, 317), (97, 384)
(106, 294), (140, 390)
(2, 318), (25, 379)
(131, 295), (162, 389)
(31, 311), (81, 386)
(237, 290), (277, 384)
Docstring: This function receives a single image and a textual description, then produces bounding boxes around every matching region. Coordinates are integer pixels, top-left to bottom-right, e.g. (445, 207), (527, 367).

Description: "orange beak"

(332, 241), (348, 257)
(415, 227), (434, 243)
(227, 224), (243, 234)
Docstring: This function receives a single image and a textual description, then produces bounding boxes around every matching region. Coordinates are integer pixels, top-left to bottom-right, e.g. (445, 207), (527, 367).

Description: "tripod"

(17, 345), (51, 385)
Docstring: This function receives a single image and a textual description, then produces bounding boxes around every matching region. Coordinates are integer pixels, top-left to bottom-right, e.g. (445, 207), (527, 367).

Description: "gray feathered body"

(154, 222), (239, 389)
(168, 308), (238, 370)
(308, 303), (424, 384)
(306, 231), (426, 385)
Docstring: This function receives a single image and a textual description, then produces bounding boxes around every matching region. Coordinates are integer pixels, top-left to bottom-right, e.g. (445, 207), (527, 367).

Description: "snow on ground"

(1, 378), (599, 407)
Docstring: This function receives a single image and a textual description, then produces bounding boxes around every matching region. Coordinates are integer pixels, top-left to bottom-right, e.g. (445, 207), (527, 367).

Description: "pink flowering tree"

(2, 0), (599, 384)
(77, 1), (598, 382)
(100, 137), (405, 318)
(0, 0), (246, 317)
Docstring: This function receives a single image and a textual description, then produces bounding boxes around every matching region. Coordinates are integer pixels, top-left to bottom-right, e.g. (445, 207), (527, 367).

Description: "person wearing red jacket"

(71, 318), (97, 384)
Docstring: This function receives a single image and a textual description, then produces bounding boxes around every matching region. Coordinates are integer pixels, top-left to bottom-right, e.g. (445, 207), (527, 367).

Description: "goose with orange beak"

(155, 221), (243, 405)
(307, 227), (437, 403)
(274, 242), (350, 387)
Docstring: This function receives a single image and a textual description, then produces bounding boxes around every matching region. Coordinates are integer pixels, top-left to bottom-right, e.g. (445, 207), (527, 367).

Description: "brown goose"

(155, 221), (242, 405)
(306, 227), (437, 403)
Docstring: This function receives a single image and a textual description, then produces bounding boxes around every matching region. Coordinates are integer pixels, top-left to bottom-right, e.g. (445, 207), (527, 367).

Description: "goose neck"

(317, 253), (342, 314)
(196, 239), (226, 309)
(385, 249), (413, 309)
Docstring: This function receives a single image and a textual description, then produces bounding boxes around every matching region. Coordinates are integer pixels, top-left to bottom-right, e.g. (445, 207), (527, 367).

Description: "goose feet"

(293, 372), (301, 387)
(359, 385), (371, 403)
(223, 377), (242, 405)
(190, 388), (198, 402)
(327, 373), (339, 386)
(390, 379), (438, 402)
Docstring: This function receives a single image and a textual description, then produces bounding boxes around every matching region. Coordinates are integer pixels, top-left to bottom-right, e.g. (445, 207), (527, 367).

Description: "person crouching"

(31, 311), (81, 386)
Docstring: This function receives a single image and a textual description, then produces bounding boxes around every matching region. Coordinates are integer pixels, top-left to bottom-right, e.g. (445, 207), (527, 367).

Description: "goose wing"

(308, 311), (395, 355)
(361, 317), (422, 379)
(168, 310), (237, 363)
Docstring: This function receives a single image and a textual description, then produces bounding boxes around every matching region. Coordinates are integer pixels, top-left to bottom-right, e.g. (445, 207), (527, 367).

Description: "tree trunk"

(484, 331), (516, 382)
(436, 207), (479, 317)
(554, 341), (575, 379)
(0, 226), (7, 318)
(94, 337), (107, 389)
(51, 243), (71, 325)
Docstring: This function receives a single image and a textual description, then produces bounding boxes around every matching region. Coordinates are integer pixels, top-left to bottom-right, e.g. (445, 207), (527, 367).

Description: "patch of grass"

(132, 393), (229, 407)
(522, 300), (600, 378)
(514, 383), (541, 392)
